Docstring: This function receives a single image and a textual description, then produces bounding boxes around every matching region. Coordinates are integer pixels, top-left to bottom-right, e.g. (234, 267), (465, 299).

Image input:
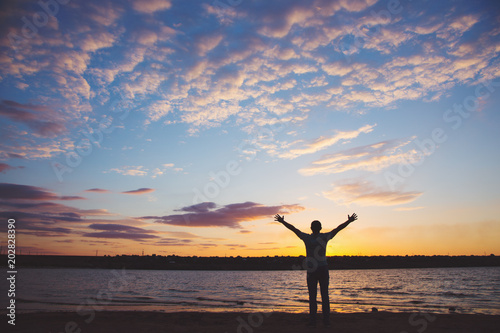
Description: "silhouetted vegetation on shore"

(2, 254), (498, 270)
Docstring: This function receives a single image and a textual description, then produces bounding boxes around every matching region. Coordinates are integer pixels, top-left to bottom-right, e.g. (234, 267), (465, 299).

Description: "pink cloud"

(131, 0), (172, 14)
(0, 100), (67, 138)
(299, 138), (416, 176)
(280, 124), (375, 159)
(0, 183), (87, 203)
(122, 188), (155, 195)
(323, 180), (422, 206)
(85, 188), (112, 193)
(83, 231), (159, 240)
(0, 183), (60, 201)
(142, 201), (305, 228)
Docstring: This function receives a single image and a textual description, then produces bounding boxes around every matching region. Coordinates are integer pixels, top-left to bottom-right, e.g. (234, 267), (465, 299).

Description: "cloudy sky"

(1, 0), (499, 257)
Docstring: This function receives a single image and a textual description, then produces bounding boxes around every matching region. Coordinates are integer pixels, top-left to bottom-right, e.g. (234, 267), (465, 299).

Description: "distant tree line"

(1, 254), (498, 270)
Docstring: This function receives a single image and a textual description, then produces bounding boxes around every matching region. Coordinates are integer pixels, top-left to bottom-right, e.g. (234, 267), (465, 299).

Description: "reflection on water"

(4, 266), (500, 314)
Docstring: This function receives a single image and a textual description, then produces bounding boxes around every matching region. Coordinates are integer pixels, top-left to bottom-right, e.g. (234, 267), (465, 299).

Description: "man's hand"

(275, 214), (302, 237)
(274, 214), (285, 223)
(347, 213), (358, 223)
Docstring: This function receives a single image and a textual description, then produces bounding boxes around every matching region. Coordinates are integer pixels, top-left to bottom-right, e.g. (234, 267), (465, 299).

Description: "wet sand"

(10, 311), (500, 333)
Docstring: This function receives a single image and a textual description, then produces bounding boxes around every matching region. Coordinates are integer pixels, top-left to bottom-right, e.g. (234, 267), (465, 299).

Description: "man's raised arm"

(328, 213), (358, 239)
(274, 214), (303, 238)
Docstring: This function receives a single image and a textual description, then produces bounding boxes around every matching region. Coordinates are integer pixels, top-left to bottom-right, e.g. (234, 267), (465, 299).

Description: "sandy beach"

(10, 311), (500, 333)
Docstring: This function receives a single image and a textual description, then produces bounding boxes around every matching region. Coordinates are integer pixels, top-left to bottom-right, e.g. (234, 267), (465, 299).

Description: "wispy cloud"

(0, 128), (74, 160)
(247, 124), (376, 160)
(280, 124), (376, 159)
(0, 0), (498, 257)
(83, 223), (159, 241)
(323, 180), (422, 206)
(121, 188), (155, 195)
(84, 188), (111, 193)
(0, 183), (164, 253)
(0, 100), (66, 138)
(0, 163), (23, 173)
(130, 0), (172, 14)
(394, 206), (425, 211)
(107, 164), (183, 178)
(107, 166), (148, 176)
(299, 138), (417, 175)
(0, 183), (84, 201)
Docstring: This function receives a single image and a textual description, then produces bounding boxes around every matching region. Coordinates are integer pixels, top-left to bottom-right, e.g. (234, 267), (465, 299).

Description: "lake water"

(4, 267), (500, 315)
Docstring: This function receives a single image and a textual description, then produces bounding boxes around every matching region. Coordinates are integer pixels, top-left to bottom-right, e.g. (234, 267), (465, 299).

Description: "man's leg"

(318, 266), (330, 326)
(306, 272), (318, 325)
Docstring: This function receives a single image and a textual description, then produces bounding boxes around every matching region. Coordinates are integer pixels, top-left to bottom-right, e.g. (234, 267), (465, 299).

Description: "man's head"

(311, 220), (322, 234)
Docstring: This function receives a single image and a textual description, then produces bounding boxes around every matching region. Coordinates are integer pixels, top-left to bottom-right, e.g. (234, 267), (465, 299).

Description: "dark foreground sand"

(9, 311), (500, 333)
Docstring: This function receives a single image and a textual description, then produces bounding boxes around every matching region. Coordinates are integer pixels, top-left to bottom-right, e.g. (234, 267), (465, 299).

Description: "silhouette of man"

(274, 213), (358, 327)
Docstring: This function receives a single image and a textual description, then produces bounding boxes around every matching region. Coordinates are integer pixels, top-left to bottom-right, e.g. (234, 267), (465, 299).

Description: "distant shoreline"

(1, 254), (498, 270)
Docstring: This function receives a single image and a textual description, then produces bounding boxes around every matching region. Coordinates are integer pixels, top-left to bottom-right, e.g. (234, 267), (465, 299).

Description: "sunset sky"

(1, 0), (499, 257)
